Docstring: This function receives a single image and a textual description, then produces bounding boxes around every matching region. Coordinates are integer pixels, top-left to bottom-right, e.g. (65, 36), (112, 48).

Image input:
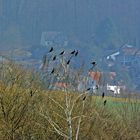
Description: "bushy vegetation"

(0, 62), (140, 140)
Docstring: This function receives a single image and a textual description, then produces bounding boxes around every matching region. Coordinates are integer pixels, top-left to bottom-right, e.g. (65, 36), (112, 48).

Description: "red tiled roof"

(88, 71), (101, 83)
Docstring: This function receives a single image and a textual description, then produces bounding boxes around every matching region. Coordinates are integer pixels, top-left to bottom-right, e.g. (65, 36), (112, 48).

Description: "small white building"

(107, 84), (121, 94)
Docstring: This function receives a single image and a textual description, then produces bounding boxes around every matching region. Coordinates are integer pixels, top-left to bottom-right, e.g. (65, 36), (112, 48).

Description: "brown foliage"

(0, 63), (139, 140)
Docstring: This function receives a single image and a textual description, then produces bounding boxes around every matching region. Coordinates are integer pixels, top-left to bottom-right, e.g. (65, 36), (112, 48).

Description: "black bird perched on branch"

(83, 96), (86, 101)
(53, 55), (56, 61)
(102, 92), (105, 98)
(49, 47), (53, 53)
(59, 51), (65, 55)
(91, 61), (96, 66)
(86, 88), (91, 91)
(67, 60), (70, 65)
(51, 68), (55, 74)
(96, 85), (99, 90)
(104, 100), (107, 106)
(30, 90), (33, 97)
(71, 50), (75, 54)
(75, 50), (78, 56)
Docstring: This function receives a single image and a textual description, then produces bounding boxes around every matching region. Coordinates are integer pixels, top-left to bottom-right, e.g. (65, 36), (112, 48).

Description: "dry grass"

(0, 62), (140, 140)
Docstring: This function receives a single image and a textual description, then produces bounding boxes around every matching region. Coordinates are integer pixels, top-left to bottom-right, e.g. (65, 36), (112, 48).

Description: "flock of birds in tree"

(47, 47), (79, 74)
(44, 47), (107, 106)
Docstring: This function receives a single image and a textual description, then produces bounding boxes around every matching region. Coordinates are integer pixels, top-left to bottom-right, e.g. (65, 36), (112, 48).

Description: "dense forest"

(0, 0), (140, 47)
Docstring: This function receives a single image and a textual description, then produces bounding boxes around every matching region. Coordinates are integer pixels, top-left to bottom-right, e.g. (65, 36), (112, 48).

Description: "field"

(0, 62), (140, 140)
